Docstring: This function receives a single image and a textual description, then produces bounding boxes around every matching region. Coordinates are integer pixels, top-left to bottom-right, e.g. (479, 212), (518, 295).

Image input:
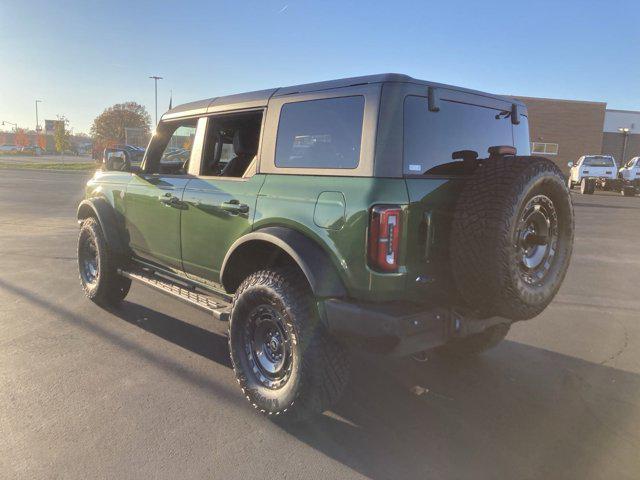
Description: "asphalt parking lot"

(1, 169), (639, 480)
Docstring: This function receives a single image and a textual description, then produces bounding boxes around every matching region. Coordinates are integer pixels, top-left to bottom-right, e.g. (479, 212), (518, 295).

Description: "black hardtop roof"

(162, 73), (525, 120)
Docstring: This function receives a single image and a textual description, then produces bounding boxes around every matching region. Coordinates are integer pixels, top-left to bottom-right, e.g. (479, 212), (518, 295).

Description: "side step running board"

(119, 268), (232, 321)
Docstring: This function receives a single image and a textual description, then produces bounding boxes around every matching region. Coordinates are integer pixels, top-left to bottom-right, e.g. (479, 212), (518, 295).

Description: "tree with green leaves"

(54, 118), (71, 154)
(90, 101), (151, 145)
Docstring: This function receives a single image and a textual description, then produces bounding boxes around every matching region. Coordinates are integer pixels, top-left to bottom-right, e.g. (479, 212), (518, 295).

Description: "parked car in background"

(114, 144), (145, 164)
(20, 145), (45, 155)
(568, 155), (619, 195)
(618, 157), (640, 196)
(0, 144), (20, 154)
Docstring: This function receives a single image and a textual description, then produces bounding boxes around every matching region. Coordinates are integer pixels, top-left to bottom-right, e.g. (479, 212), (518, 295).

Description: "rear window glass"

(403, 96), (514, 175)
(583, 156), (614, 167)
(275, 96), (364, 169)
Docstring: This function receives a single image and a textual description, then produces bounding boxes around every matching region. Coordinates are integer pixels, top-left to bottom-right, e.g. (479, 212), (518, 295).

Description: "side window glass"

(159, 124), (196, 174)
(275, 96), (364, 169)
(403, 96), (513, 175)
(145, 120), (197, 175)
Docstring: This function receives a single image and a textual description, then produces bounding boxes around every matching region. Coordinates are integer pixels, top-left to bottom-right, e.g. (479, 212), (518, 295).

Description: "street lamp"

(35, 100), (43, 132)
(618, 127), (630, 165)
(149, 75), (163, 126)
(1, 120), (18, 131)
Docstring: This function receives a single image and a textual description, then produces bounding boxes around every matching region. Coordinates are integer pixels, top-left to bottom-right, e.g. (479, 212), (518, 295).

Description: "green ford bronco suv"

(77, 74), (574, 420)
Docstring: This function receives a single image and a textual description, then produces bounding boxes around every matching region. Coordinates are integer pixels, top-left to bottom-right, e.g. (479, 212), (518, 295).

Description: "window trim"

(259, 83), (380, 177)
(531, 142), (559, 156)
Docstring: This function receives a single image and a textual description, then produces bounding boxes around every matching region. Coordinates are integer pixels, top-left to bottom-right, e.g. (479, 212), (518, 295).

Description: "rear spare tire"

(451, 156), (574, 320)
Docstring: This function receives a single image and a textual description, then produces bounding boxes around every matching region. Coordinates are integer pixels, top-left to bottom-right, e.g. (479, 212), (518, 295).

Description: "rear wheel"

(228, 268), (349, 421)
(580, 178), (594, 195)
(451, 156), (574, 320)
(78, 217), (131, 306)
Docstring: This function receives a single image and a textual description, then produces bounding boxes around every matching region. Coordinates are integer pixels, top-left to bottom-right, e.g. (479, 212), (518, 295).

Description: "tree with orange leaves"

(15, 128), (29, 147)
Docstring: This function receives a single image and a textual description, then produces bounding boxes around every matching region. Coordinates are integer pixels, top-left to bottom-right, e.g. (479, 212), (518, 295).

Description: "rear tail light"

(368, 206), (401, 272)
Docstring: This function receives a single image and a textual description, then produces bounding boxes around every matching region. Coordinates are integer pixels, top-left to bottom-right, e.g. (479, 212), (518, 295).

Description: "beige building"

(601, 109), (640, 166)
(511, 96), (607, 175)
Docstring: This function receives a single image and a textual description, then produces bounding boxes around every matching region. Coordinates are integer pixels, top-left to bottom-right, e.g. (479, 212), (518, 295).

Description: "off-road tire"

(622, 186), (636, 197)
(77, 217), (131, 306)
(434, 323), (511, 357)
(451, 156), (574, 320)
(228, 268), (349, 421)
(580, 178), (594, 195)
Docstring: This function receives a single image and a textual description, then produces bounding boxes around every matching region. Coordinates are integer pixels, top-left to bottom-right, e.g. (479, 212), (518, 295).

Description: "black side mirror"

(428, 87), (440, 112)
(105, 155), (130, 172)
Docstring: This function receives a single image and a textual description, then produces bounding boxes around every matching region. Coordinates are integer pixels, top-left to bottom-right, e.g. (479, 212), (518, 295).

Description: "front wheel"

(77, 217), (131, 306)
(622, 186), (636, 197)
(228, 268), (349, 421)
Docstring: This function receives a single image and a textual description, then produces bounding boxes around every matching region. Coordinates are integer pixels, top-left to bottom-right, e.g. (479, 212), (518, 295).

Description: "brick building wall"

(511, 96), (607, 175)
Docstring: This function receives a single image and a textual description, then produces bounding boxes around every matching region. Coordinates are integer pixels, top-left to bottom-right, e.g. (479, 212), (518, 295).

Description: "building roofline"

(606, 108), (640, 114)
(508, 95), (607, 106)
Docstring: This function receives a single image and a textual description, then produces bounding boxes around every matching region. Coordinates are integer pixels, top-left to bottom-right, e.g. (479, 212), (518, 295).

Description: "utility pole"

(149, 76), (163, 126)
(35, 100), (43, 132)
(618, 127), (630, 165)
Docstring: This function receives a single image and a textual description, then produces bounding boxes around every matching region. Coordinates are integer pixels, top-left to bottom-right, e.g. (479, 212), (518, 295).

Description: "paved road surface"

(0, 154), (92, 164)
(1, 169), (639, 479)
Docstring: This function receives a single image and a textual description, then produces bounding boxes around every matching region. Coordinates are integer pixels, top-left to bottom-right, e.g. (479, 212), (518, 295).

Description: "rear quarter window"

(403, 96), (515, 176)
(275, 96), (364, 169)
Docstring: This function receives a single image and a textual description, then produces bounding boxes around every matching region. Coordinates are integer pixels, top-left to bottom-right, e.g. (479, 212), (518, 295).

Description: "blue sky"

(1, 0), (638, 134)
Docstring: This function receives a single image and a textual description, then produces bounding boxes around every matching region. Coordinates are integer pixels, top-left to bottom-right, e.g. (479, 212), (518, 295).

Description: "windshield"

(583, 156), (614, 167)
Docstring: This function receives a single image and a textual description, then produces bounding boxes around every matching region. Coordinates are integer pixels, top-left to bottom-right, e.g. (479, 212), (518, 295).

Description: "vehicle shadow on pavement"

(108, 298), (640, 480)
(114, 301), (232, 368)
(283, 344), (640, 480)
(3, 277), (638, 480)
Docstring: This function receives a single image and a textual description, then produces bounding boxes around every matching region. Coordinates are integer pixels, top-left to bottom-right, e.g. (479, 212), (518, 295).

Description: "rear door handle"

(221, 199), (249, 214)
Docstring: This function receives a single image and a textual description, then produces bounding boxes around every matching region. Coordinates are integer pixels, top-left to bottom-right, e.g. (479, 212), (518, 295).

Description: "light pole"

(1, 120), (18, 131)
(35, 100), (43, 132)
(149, 76), (163, 126)
(618, 127), (630, 165)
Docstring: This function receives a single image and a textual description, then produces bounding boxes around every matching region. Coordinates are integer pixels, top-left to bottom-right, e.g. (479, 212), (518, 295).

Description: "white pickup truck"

(568, 155), (619, 195)
(618, 157), (640, 196)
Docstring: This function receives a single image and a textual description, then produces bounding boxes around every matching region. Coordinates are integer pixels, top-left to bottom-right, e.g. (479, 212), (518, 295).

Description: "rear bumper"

(320, 298), (509, 356)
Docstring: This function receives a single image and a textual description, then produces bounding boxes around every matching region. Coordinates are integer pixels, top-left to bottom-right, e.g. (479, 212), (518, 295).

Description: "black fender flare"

(220, 226), (347, 298)
(76, 198), (128, 257)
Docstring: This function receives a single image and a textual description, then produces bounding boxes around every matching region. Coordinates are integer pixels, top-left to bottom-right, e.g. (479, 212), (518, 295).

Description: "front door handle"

(221, 199), (249, 214)
(159, 193), (182, 207)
